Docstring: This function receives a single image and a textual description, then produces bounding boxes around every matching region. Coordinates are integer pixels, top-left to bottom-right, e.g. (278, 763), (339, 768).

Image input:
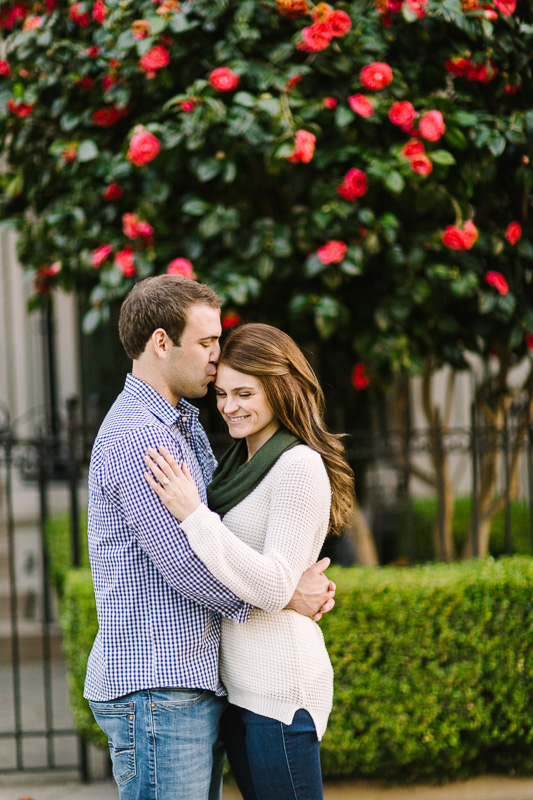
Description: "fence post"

(502, 407), (512, 555)
(470, 403), (479, 558)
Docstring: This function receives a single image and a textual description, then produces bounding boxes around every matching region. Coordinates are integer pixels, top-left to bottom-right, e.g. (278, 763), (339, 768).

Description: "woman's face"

(214, 364), (279, 456)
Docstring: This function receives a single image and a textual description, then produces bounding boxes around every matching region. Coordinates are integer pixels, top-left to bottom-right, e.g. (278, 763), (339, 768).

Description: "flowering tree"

(1, 0), (532, 559)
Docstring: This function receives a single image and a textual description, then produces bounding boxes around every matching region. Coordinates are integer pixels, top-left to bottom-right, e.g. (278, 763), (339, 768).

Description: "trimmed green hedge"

(60, 568), (106, 749)
(58, 556), (533, 779)
(320, 558), (533, 780)
(45, 511), (89, 595)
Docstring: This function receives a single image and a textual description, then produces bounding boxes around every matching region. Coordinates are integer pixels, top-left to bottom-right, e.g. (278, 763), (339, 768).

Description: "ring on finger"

(161, 477), (169, 485)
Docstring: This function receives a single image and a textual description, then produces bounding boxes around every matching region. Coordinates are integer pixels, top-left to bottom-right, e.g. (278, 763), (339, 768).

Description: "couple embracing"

(84, 275), (354, 800)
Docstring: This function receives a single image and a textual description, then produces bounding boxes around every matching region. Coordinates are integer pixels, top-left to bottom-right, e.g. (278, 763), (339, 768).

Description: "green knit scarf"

(207, 426), (302, 516)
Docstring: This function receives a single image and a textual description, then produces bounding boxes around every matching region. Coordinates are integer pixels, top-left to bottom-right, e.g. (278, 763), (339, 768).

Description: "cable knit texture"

(180, 444), (334, 739)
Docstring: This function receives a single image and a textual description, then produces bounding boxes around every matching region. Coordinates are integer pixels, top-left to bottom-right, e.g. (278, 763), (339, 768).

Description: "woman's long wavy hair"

(220, 323), (354, 534)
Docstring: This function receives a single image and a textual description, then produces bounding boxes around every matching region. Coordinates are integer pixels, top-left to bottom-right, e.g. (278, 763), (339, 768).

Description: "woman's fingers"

(143, 470), (165, 497)
(144, 454), (169, 485)
(146, 447), (179, 482)
(157, 445), (181, 477)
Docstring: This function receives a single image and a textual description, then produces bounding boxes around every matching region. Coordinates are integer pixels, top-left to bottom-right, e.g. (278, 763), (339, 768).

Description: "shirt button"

(151, 703), (155, 708)
(129, 702), (134, 706)
(128, 715), (133, 720)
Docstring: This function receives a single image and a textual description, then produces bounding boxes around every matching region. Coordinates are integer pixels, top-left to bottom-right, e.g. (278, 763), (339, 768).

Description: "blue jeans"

(89, 688), (226, 800)
(221, 704), (323, 800)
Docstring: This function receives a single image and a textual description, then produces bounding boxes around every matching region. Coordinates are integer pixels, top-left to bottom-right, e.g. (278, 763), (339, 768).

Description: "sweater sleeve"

(179, 451), (331, 612)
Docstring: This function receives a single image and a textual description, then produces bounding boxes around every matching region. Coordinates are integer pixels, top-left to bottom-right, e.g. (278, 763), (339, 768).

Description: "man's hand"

(286, 557), (336, 622)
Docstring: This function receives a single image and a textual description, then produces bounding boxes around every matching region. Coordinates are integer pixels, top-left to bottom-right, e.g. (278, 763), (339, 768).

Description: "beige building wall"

(0, 227), (81, 436)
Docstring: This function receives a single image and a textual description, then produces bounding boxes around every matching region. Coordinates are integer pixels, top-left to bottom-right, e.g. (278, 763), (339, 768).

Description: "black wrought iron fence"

(0, 401), (88, 779)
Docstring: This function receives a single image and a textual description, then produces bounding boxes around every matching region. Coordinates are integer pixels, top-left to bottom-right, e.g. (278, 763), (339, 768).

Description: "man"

(84, 275), (336, 800)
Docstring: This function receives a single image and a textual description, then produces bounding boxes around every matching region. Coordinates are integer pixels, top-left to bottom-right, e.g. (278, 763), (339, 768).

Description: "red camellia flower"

(401, 139), (425, 158)
(441, 220), (479, 250)
(76, 76), (94, 90)
(323, 97), (337, 109)
(69, 3), (90, 25)
(34, 262), (61, 294)
(328, 9), (352, 36)
(0, 2), (28, 29)
(419, 110), (445, 141)
(348, 94), (374, 118)
(317, 240), (347, 264)
(7, 98), (34, 117)
(132, 19), (150, 39)
(299, 22), (332, 51)
(275, 0), (310, 17)
(222, 311), (243, 330)
(91, 244), (113, 268)
(140, 45), (170, 78)
(337, 168), (368, 200)
(405, 0), (428, 17)
(0, 60), (10, 77)
(23, 15), (42, 30)
(167, 258), (197, 279)
(445, 56), (497, 83)
(127, 128), (161, 166)
(389, 101), (416, 130)
(286, 130), (316, 164)
(494, 0), (515, 13)
(115, 247), (136, 277)
(86, 45), (100, 58)
(525, 333), (533, 351)
(180, 99), (196, 112)
(92, 0), (107, 22)
(505, 221), (522, 245)
(409, 154), (433, 175)
(351, 362), (370, 390)
(360, 62), (393, 90)
(285, 74), (302, 91)
(485, 271), (508, 295)
(91, 105), (123, 127)
(122, 213), (153, 239)
(209, 67), (240, 91)
(102, 183), (123, 201)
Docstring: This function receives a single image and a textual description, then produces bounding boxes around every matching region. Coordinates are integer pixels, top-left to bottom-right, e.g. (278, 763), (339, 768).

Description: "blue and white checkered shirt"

(84, 374), (250, 702)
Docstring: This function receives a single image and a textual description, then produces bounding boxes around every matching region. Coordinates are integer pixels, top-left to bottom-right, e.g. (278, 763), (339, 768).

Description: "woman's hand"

(144, 445), (201, 522)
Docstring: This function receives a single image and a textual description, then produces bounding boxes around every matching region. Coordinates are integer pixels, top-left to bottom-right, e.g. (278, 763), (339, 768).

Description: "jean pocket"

(149, 688), (208, 708)
(89, 700), (136, 785)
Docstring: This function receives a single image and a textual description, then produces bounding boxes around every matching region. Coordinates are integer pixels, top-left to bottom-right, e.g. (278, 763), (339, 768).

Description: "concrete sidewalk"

(1, 773), (533, 800)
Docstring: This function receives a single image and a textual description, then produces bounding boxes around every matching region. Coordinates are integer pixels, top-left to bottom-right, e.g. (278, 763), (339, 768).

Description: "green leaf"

(77, 140), (99, 162)
(82, 307), (104, 335)
(234, 92), (256, 108)
(479, 293), (497, 314)
(60, 112), (81, 132)
(305, 254), (327, 277)
(182, 198), (211, 215)
(169, 12), (190, 33)
(385, 172), (405, 194)
(451, 110), (479, 127)
(195, 159), (223, 182)
(335, 106), (355, 128)
(431, 150), (456, 165)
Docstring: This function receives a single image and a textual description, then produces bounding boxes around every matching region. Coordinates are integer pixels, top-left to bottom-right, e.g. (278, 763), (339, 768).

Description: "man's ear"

(150, 328), (171, 359)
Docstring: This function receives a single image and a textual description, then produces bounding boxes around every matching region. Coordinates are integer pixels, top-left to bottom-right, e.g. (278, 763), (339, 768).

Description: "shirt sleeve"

(102, 423), (251, 621)
(179, 452), (331, 613)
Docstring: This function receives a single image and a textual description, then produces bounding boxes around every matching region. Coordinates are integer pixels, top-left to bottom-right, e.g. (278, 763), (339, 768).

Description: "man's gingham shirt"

(84, 374), (250, 702)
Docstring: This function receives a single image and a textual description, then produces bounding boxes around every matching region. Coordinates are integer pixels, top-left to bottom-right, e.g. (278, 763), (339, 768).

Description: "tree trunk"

(347, 501), (379, 566)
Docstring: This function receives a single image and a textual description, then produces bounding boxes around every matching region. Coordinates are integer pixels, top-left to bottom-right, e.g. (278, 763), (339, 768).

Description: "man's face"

(163, 304), (222, 403)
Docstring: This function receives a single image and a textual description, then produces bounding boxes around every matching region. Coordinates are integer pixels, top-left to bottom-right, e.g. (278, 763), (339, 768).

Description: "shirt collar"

(124, 373), (200, 427)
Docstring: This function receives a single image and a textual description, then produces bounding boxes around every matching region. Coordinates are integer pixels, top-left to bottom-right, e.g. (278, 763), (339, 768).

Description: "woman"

(144, 323), (354, 800)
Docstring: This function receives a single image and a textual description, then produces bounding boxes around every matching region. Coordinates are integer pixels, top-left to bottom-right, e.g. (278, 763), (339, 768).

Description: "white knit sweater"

(180, 444), (334, 740)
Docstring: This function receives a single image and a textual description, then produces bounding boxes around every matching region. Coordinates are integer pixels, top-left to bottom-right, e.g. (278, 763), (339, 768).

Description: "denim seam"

(279, 721), (298, 800)
(149, 691), (159, 800)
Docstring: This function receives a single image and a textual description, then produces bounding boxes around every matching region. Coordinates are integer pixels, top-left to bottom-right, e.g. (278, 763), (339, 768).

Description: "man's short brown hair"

(118, 275), (222, 360)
